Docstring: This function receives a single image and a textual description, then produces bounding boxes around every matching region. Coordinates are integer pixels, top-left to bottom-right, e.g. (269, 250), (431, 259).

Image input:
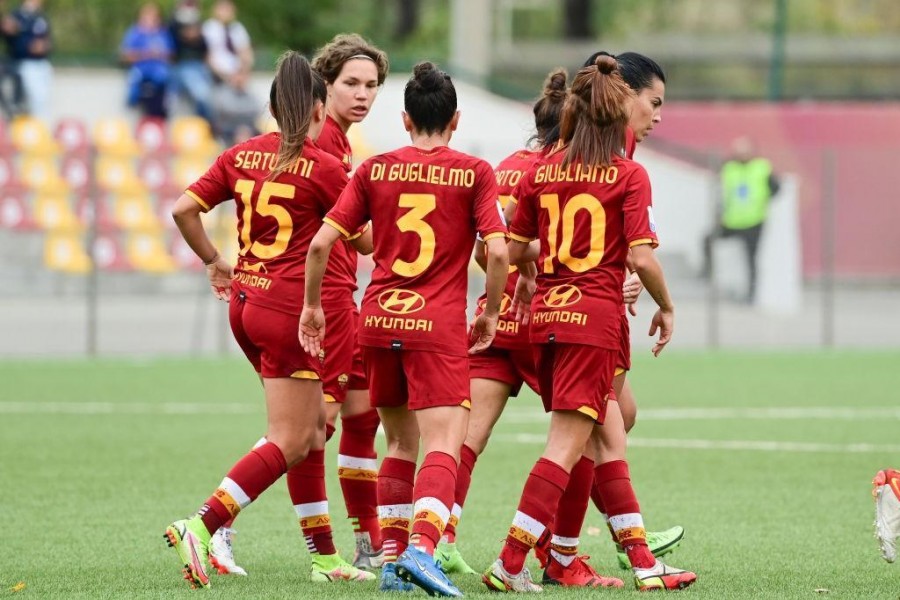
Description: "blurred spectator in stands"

(1, 0), (51, 121)
(120, 2), (173, 119)
(702, 136), (780, 304)
(202, 0), (258, 144)
(168, 0), (212, 123)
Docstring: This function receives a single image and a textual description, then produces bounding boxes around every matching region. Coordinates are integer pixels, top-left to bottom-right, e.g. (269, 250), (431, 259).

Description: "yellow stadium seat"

(44, 232), (91, 274)
(20, 156), (69, 193)
(33, 194), (81, 231)
(10, 116), (59, 156)
(110, 190), (161, 232)
(92, 117), (140, 157)
(170, 116), (218, 157)
(173, 155), (211, 189)
(126, 231), (176, 273)
(95, 156), (145, 192)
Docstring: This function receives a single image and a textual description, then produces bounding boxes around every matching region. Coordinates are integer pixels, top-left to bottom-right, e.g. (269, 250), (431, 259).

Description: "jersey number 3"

(392, 193), (436, 277)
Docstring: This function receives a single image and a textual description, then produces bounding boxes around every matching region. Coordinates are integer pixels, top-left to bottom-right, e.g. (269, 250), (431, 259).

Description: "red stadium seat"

(0, 154), (18, 188)
(74, 193), (115, 232)
(135, 117), (171, 155)
(0, 186), (36, 231)
(54, 118), (91, 156)
(61, 155), (92, 193)
(170, 234), (203, 271)
(138, 155), (173, 192)
(154, 184), (183, 229)
(93, 233), (132, 272)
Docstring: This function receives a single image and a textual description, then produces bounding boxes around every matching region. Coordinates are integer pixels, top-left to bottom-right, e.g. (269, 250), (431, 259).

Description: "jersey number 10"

(540, 193), (607, 274)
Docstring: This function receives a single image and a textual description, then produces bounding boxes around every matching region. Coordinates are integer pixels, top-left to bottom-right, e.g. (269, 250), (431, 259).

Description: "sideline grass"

(1, 351), (898, 598)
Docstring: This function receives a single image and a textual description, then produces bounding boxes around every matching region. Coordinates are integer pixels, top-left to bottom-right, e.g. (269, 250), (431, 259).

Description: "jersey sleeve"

(623, 164), (659, 248)
(472, 160), (507, 242)
(185, 151), (233, 212)
(508, 168), (538, 243)
(324, 160), (371, 239)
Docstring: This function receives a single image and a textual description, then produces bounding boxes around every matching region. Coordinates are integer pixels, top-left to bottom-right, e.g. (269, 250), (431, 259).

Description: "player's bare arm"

(171, 194), (234, 301)
(470, 236), (509, 354)
(630, 243), (674, 356)
(300, 223), (343, 356)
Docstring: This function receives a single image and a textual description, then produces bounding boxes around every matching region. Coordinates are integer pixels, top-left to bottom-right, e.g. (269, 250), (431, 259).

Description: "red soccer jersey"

(187, 133), (348, 315)
(473, 149), (539, 349)
(316, 115), (359, 309)
(325, 145), (507, 356)
(509, 150), (658, 349)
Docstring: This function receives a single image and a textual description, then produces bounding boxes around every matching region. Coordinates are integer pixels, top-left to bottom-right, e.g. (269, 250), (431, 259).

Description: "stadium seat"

(172, 155), (210, 189)
(92, 117), (140, 157)
(0, 153), (17, 188)
(93, 233), (131, 272)
(135, 117), (170, 155)
(10, 116), (59, 156)
(0, 186), (36, 231)
(0, 118), (15, 155)
(74, 193), (115, 232)
(43, 232), (92, 274)
(154, 184), (183, 229)
(20, 156), (70, 193)
(138, 155), (173, 192)
(94, 156), (145, 192)
(54, 118), (91, 156)
(109, 189), (162, 232)
(33, 194), (81, 232)
(61, 155), (91, 192)
(170, 234), (203, 271)
(126, 231), (176, 273)
(170, 116), (218, 157)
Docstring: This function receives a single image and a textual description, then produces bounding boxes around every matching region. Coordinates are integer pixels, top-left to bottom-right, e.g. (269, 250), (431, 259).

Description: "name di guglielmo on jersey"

(369, 162), (476, 187)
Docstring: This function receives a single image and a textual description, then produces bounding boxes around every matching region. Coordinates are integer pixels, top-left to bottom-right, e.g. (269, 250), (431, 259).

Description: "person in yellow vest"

(702, 136), (780, 303)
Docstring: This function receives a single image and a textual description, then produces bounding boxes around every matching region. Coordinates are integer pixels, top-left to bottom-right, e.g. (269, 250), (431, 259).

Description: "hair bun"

(544, 68), (568, 95)
(413, 61), (447, 92)
(594, 55), (618, 75)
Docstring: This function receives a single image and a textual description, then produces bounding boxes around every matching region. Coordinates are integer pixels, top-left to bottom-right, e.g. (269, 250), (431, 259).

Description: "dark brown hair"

(311, 33), (389, 85)
(532, 68), (567, 147)
(559, 55), (631, 168)
(404, 61), (457, 136)
(268, 51), (324, 178)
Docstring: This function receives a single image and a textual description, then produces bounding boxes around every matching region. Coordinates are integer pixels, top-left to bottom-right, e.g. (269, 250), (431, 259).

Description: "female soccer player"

(301, 62), (509, 597)
(482, 55), (695, 593)
(208, 34), (389, 579)
(163, 51), (366, 590)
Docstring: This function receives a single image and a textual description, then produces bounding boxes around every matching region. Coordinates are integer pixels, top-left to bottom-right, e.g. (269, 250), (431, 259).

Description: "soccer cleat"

(436, 541), (478, 575)
(164, 518), (212, 590)
(616, 526), (685, 569)
(395, 546), (463, 597)
(208, 527), (248, 576)
(381, 562), (415, 592)
(873, 468), (900, 563)
(310, 553), (377, 582)
(633, 559), (697, 591)
(352, 533), (385, 570)
(482, 559), (543, 593)
(542, 555), (623, 588)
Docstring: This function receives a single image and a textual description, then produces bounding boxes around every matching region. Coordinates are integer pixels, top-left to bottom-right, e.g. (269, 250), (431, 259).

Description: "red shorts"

(533, 343), (616, 423)
(468, 345), (540, 397)
(229, 297), (320, 380)
(362, 347), (470, 411)
(322, 305), (368, 403)
(617, 313), (631, 375)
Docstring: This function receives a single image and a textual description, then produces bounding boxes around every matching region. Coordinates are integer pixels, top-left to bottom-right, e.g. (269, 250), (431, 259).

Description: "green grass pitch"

(1, 351), (899, 598)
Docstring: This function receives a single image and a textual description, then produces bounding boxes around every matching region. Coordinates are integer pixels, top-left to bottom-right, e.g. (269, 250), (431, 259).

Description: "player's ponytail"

(531, 68), (568, 147)
(559, 54), (631, 168)
(269, 51), (323, 179)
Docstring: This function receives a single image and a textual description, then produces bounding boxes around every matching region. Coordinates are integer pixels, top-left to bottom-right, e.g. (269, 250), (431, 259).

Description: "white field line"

(0, 402), (260, 414)
(496, 433), (900, 454)
(500, 407), (900, 423)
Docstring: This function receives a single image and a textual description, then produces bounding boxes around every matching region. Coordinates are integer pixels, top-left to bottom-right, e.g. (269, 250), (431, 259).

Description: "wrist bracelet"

(203, 252), (220, 266)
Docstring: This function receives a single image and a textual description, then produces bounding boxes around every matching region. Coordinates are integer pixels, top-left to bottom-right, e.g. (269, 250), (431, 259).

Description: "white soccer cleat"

(208, 527), (248, 576)
(633, 559), (697, 591)
(482, 559), (543, 593)
(352, 533), (385, 570)
(873, 469), (900, 563)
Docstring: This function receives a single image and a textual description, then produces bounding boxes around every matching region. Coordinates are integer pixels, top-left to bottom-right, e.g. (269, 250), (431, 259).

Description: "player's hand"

(648, 308), (674, 357)
(512, 274), (535, 325)
(206, 258), (234, 301)
(468, 312), (498, 354)
(623, 271), (643, 316)
(299, 305), (326, 358)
